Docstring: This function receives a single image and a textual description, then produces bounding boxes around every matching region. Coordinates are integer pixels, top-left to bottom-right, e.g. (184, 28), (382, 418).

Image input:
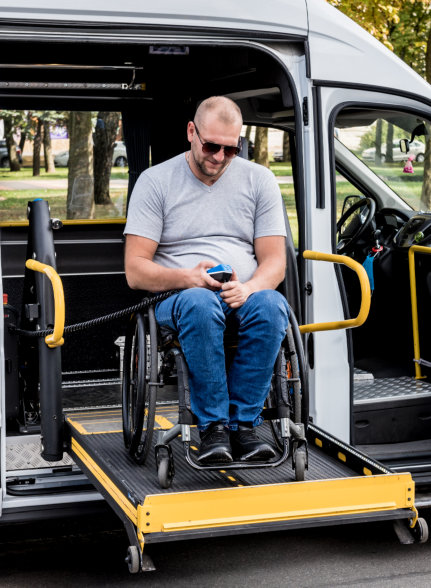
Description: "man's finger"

(204, 275), (222, 289)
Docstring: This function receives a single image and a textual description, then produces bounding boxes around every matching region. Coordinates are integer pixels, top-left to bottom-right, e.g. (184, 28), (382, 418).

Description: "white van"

(1, 0), (431, 572)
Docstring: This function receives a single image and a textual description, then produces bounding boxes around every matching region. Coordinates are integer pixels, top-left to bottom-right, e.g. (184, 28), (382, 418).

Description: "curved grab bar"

(25, 259), (65, 348)
(299, 250), (371, 334)
(408, 245), (431, 380)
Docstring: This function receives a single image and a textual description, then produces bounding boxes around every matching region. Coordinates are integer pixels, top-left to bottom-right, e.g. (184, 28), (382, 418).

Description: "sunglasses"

(193, 122), (241, 158)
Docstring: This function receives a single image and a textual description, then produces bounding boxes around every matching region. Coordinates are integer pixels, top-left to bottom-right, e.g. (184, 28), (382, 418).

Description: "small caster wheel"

(412, 517), (429, 544)
(158, 457), (174, 488)
(125, 545), (140, 574)
(155, 444), (175, 489)
(294, 449), (307, 481)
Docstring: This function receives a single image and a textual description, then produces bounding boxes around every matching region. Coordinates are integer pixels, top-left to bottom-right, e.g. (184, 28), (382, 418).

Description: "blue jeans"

(155, 288), (290, 430)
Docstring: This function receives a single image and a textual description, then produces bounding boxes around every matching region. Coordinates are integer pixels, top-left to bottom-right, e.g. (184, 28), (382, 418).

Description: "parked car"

(0, 139), (22, 167)
(54, 141), (128, 167)
(361, 139), (425, 163)
(273, 151), (284, 162)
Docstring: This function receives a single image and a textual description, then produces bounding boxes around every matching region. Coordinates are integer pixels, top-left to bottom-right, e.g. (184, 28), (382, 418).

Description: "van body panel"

(0, 0), (309, 37)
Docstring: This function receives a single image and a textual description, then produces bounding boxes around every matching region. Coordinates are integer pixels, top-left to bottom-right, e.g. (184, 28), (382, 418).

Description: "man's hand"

(187, 260), (223, 290)
(220, 269), (252, 308)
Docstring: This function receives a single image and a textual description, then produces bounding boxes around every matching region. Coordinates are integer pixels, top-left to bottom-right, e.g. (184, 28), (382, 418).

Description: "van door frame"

(316, 84), (431, 443)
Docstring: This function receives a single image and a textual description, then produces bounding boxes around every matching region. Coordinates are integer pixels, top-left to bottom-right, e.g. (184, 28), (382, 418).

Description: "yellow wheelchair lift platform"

(61, 251), (422, 572)
(28, 246), (423, 572)
(66, 404), (419, 573)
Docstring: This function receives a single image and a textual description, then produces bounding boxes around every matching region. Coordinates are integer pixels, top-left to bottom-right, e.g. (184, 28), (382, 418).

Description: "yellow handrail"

(299, 250), (371, 334)
(25, 259), (65, 348)
(408, 245), (431, 379)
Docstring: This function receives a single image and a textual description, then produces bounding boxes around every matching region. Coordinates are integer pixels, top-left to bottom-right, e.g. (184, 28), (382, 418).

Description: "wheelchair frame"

(122, 302), (309, 488)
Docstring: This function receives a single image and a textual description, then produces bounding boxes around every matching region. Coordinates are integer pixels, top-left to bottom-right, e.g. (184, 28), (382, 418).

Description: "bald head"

(194, 96), (243, 129)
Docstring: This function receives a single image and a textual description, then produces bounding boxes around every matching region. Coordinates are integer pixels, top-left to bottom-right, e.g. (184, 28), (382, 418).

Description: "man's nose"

(213, 148), (225, 162)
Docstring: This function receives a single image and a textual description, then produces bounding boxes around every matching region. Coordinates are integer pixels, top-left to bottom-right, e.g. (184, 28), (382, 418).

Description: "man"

(124, 96), (289, 464)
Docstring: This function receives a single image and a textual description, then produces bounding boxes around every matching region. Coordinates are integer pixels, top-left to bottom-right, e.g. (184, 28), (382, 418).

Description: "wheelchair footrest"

(182, 438), (290, 472)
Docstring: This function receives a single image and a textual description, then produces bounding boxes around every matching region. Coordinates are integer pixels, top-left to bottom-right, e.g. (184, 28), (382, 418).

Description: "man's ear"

(186, 121), (195, 143)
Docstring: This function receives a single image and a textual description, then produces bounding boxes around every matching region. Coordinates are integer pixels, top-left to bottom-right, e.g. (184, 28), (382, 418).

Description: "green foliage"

(327, 0), (431, 78)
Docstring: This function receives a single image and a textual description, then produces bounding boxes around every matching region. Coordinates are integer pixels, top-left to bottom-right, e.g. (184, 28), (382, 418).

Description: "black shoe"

(231, 425), (276, 461)
(198, 423), (233, 464)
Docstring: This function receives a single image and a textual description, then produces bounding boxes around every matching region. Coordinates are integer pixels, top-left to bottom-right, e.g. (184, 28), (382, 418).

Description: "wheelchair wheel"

(122, 308), (158, 464)
(269, 309), (309, 451)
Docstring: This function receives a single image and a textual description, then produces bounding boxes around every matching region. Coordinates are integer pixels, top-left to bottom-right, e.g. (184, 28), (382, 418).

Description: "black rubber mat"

(67, 406), (358, 501)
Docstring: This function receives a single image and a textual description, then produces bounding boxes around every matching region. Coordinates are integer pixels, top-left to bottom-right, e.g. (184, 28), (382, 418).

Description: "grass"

(270, 163), (292, 176)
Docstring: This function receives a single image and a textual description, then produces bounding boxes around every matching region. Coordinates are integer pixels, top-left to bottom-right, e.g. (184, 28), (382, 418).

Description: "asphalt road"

(1, 512), (431, 587)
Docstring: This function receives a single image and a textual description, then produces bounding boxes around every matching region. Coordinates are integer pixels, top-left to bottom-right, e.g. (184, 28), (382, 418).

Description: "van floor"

(353, 369), (431, 484)
(353, 370), (431, 404)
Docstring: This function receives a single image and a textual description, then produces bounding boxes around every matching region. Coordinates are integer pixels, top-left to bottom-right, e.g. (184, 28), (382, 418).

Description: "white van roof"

(0, 0), (429, 100)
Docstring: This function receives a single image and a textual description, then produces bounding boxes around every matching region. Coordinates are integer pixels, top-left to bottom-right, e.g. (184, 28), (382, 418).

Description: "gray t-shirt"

(124, 153), (286, 283)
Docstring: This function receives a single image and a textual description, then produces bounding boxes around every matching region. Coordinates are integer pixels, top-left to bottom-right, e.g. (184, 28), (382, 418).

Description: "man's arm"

(124, 234), (223, 292)
(220, 235), (286, 308)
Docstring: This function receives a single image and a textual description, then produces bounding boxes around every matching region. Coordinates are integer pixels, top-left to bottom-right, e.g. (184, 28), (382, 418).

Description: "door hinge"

(303, 97), (309, 126)
(305, 282), (313, 295)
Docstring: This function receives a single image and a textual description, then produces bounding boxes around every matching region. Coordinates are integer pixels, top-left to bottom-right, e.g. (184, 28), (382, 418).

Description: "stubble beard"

(191, 148), (229, 179)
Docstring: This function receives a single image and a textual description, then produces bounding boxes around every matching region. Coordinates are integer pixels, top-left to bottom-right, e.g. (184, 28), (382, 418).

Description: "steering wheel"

(336, 197), (376, 254)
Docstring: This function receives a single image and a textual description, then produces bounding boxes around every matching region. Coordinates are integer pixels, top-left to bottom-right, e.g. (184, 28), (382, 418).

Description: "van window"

(0, 110), (128, 224)
(335, 109), (431, 212)
(247, 125), (298, 247)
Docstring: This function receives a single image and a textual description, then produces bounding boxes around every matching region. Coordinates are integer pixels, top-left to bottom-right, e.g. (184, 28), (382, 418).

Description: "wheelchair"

(121, 299), (309, 489)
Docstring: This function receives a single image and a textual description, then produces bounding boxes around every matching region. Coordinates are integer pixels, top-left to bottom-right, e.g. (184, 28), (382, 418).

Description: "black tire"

(114, 155), (127, 167)
(157, 457), (173, 489)
(413, 517), (429, 544)
(126, 546), (140, 574)
(289, 309), (309, 430)
(268, 309), (309, 450)
(1, 157), (9, 168)
(294, 448), (307, 482)
(122, 309), (157, 464)
(416, 153), (425, 163)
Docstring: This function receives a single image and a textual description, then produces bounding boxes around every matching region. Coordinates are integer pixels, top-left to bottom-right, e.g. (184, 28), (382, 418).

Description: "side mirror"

(399, 139), (410, 154)
(411, 122), (427, 144)
(341, 195), (364, 218)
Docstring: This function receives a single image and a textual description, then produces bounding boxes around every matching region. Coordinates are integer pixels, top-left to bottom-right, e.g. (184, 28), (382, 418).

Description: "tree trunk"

(66, 111), (94, 219)
(4, 118), (20, 172)
(93, 111), (120, 205)
(254, 126), (269, 167)
(283, 131), (291, 162)
(19, 129), (27, 153)
(386, 123), (394, 163)
(32, 118), (43, 177)
(43, 120), (55, 173)
(375, 119), (383, 164)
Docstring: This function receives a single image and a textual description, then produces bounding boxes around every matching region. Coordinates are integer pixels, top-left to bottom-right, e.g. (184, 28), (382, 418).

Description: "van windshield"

(335, 108), (431, 212)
